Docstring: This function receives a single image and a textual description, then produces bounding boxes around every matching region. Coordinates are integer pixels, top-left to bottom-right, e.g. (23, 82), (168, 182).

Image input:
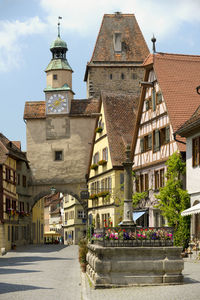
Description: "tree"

(155, 152), (190, 249)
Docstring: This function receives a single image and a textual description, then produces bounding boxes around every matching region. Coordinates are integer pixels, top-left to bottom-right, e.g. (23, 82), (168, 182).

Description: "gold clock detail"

(47, 93), (68, 114)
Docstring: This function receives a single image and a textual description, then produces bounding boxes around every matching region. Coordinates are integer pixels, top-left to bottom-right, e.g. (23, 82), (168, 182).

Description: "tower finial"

(151, 34), (156, 54)
(58, 16), (62, 38)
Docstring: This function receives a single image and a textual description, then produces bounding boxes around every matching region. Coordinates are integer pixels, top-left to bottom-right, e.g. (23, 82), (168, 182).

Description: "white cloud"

(40, 0), (200, 40)
(0, 17), (46, 71)
(1, 0), (200, 72)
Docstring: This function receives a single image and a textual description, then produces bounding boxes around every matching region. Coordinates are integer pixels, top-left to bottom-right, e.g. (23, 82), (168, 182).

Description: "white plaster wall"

(186, 133), (200, 203)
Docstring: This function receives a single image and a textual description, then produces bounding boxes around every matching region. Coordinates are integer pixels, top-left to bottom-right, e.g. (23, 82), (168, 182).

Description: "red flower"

(123, 229), (125, 232)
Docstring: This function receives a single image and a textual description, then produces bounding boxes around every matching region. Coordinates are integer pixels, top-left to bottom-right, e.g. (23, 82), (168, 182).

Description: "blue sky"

(1, 0), (200, 150)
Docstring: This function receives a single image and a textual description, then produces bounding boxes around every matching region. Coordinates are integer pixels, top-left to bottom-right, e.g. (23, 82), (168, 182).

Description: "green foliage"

(78, 238), (88, 264)
(132, 192), (148, 208)
(156, 152), (190, 249)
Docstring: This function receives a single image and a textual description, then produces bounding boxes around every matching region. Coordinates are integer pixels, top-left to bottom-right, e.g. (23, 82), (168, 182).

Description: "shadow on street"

(0, 282), (53, 295)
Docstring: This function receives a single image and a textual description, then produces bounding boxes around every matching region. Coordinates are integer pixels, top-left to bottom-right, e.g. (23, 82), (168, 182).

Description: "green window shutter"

(145, 100), (149, 111)
(152, 88), (156, 111)
(148, 134), (152, 150)
(140, 138), (144, 153)
(165, 125), (170, 143)
(154, 129), (160, 152)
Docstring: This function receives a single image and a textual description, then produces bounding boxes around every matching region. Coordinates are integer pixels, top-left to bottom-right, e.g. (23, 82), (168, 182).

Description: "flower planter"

(90, 164), (98, 170)
(98, 160), (107, 166)
(95, 127), (103, 133)
(81, 263), (87, 273)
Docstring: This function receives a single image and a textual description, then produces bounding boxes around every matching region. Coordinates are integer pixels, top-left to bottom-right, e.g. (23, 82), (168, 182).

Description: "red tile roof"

(24, 99), (99, 119)
(102, 92), (139, 166)
(154, 53), (200, 137)
(132, 52), (200, 154)
(0, 133), (27, 164)
(89, 14), (149, 63)
(176, 105), (200, 137)
(24, 101), (46, 119)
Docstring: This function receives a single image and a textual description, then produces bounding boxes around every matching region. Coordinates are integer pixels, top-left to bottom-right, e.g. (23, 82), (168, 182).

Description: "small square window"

(55, 151), (63, 161)
(53, 74), (57, 80)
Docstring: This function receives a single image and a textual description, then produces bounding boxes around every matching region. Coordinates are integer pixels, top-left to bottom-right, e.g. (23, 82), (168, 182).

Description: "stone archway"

(29, 182), (88, 212)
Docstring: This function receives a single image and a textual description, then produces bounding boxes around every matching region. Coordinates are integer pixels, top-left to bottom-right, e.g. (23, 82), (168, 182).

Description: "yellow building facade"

(32, 198), (44, 244)
(0, 134), (31, 254)
(63, 194), (86, 245)
(88, 92), (138, 229)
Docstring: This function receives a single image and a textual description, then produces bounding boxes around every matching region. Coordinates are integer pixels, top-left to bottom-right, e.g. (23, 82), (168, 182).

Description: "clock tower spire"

(44, 17), (74, 115)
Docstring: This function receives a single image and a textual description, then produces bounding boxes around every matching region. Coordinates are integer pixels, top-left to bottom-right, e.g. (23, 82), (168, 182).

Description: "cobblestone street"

(1, 245), (200, 300)
(0, 244), (81, 300)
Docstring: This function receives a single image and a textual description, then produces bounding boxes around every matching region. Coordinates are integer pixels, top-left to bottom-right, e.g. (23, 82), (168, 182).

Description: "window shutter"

(165, 125), (170, 143)
(145, 100), (149, 111)
(140, 138), (144, 153)
(154, 129), (160, 152)
(148, 133), (152, 150)
(152, 88), (156, 111)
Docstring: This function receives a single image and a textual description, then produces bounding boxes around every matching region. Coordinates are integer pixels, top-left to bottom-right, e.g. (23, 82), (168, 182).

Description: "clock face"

(47, 93), (68, 114)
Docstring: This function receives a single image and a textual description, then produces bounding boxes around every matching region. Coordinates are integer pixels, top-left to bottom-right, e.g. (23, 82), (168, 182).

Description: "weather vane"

(58, 16), (62, 38)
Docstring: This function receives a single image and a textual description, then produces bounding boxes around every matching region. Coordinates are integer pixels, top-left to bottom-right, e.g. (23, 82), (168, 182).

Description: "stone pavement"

(81, 259), (200, 300)
(0, 244), (81, 300)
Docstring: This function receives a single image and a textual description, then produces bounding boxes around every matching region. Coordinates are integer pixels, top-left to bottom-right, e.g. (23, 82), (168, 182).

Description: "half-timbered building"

(132, 53), (200, 227)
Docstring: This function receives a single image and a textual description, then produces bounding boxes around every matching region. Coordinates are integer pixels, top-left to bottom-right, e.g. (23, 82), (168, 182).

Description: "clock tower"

(44, 21), (74, 115)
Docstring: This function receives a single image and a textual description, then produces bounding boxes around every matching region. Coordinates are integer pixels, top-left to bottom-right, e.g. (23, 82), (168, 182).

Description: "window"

(114, 33), (122, 52)
(53, 74), (57, 80)
(6, 198), (10, 212)
(12, 200), (16, 210)
(102, 147), (108, 161)
(15, 226), (18, 241)
(78, 210), (85, 219)
(101, 179), (105, 192)
(110, 74), (112, 80)
(8, 226), (10, 241)
(145, 173), (149, 191)
(145, 96), (152, 111)
(154, 169), (165, 190)
(136, 174), (149, 192)
(55, 151), (63, 161)
(6, 168), (11, 181)
(121, 73), (125, 80)
(156, 91), (162, 104)
(108, 177), (112, 192)
(13, 171), (16, 185)
(19, 201), (24, 212)
(27, 203), (29, 213)
(93, 152), (99, 164)
(22, 175), (26, 187)
(153, 126), (170, 152)
(120, 173), (124, 190)
(17, 174), (20, 185)
(192, 137), (200, 167)
(140, 133), (152, 153)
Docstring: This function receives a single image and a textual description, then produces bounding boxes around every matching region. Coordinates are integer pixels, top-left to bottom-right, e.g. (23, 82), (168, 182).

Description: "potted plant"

(95, 127), (103, 133)
(90, 164), (98, 170)
(78, 238), (88, 273)
(98, 160), (107, 166)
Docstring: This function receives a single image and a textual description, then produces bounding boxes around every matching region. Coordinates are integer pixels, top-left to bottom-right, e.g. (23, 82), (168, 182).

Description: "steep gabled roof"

(102, 92), (139, 166)
(132, 52), (200, 154)
(0, 133), (27, 164)
(24, 99), (100, 119)
(176, 105), (200, 137)
(87, 92), (139, 173)
(84, 13), (149, 80)
(154, 53), (200, 135)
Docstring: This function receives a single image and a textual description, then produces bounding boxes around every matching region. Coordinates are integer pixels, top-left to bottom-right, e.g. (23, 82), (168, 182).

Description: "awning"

(118, 210), (146, 225)
(133, 211), (146, 222)
(181, 203), (200, 216)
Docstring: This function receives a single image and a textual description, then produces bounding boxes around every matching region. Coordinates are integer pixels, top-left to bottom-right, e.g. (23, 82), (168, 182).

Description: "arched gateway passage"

(29, 183), (88, 211)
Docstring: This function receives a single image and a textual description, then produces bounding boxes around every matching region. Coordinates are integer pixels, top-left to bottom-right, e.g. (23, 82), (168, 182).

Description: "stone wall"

(87, 66), (144, 98)
(87, 244), (184, 287)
